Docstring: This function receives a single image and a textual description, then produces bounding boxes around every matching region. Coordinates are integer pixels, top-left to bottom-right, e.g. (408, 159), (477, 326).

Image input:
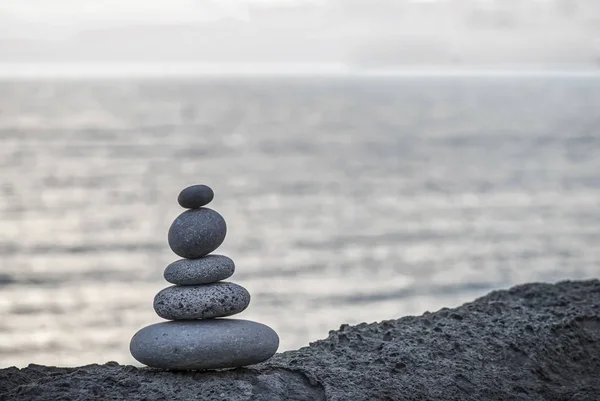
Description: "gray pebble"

(164, 255), (235, 285)
(178, 185), (214, 209)
(153, 283), (250, 320)
(130, 319), (279, 370)
(168, 208), (226, 259)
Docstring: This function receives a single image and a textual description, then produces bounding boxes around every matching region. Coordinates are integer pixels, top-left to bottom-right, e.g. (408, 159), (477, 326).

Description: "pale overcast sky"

(2, 0), (324, 29)
(1, 0), (262, 36)
(0, 0), (598, 68)
(3, 1), (252, 22)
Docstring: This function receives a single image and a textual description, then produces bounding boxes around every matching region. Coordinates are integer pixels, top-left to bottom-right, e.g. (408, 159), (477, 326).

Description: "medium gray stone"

(177, 185), (214, 209)
(164, 255), (235, 285)
(153, 283), (250, 320)
(129, 319), (279, 370)
(168, 208), (226, 259)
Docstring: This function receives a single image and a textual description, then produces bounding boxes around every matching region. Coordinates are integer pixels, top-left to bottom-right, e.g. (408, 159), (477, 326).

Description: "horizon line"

(0, 62), (598, 79)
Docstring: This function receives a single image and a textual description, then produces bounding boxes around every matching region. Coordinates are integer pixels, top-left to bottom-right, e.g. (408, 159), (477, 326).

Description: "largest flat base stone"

(130, 319), (279, 370)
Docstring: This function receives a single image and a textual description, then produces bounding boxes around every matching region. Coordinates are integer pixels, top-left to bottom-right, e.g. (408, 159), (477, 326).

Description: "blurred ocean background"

(0, 74), (599, 367)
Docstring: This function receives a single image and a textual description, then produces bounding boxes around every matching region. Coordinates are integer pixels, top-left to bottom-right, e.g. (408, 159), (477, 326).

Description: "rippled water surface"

(0, 76), (599, 367)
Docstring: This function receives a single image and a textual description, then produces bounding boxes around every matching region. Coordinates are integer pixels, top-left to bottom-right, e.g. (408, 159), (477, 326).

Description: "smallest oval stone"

(178, 185), (214, 209)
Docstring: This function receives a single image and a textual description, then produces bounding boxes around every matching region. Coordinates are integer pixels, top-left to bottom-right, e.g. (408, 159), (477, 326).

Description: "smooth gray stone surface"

(168, 208), (227, 259)
(154, 283), (250, 320)
(164, 255), (235, 285)
(129, 319), (279, 370)
(177, 185), (214, 209)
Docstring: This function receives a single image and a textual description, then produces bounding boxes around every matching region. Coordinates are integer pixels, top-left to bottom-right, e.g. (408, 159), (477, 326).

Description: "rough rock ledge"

(1, 279), (599, 401)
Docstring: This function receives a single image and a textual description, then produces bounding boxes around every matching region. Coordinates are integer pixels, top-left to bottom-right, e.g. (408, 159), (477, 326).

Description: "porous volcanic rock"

(153, 283), (251, 320)
(2, 279), (599, 401)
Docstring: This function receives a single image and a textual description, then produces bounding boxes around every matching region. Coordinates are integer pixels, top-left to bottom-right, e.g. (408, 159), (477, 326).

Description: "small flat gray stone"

(164, 255), (235, 285)
(130, 319), (279, 370)
(154, 282), (250, 320)
(178, 185), (214, 209)
(168, 208), (227, 259)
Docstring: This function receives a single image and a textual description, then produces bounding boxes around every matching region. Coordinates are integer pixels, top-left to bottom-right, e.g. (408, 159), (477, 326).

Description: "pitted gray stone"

(130, 319), (279, 370)
(164, 255), (235, 285)
(168, 208), (227, 258)
(177, 185), (214, 209)
(153, 283), (250, 320)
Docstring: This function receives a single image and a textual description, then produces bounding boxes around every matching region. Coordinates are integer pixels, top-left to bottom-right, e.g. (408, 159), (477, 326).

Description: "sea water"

(0, 75), (599, 367)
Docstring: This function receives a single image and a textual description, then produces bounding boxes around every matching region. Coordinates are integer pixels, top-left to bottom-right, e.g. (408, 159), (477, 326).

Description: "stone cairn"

(130, 184), (279, 370)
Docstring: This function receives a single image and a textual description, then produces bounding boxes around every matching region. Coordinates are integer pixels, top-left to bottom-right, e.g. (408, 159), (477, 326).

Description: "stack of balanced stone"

(130, 185), (279, 370)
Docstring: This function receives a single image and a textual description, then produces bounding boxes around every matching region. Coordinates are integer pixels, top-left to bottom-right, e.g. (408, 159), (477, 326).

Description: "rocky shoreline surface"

(2, 279), (599, 401)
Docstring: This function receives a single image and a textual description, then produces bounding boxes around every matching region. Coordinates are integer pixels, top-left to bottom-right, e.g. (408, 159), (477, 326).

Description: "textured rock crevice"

(2, 279), (599, 401)
(0, 363), (325, 401)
